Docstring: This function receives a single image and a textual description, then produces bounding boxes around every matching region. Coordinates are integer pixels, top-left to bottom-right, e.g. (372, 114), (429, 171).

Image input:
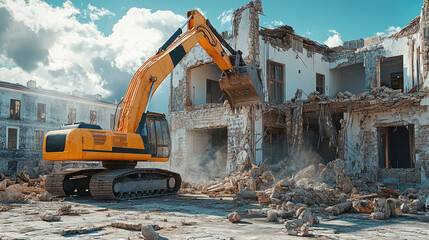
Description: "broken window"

(316, 73), (325, 94)
(7, 127), (18, 149)
(377, 125), (415, 169)
(10, 99), (20, 120)
(90, 110), (97, 124)
(380, 56), (403, 91)
(34, 129), (45, 151)
(267, 61), (284, 104)
(37, 103), (46, 122)
(68, 108), (76, 124)
(206, 79), (224, 104)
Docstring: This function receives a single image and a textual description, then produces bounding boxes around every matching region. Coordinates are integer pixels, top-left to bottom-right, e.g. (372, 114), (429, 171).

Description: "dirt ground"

(0, 194), (429, 240)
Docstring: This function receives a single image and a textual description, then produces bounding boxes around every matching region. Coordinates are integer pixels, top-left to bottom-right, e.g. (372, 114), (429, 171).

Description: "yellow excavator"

(43, 9), (263, 200)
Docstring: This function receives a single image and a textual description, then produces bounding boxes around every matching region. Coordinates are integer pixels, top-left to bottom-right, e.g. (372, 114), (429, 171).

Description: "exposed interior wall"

(189, 64), (223, 106)
(259, 38), (331, 101)
(380, 56), (404, 90)
(186, 128), (228, 181)
(330, 63), (366, 95)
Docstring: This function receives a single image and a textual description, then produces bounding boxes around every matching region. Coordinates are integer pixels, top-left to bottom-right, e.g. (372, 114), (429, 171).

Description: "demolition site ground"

(0, 194), (429, 240)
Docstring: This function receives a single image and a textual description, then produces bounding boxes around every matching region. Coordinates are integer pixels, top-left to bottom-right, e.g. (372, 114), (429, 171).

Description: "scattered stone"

(0, 203), (12, 211)
(38, 192), (53, 201)
(141, 225), (159, 240)
(111, 222), (142, 231)
(373, 198), (391, 219)
(267, 210), (278, 222)
(285, 219), (304, 236)
(40, 212), (61, 222)
(371, 212), (386, 220)
(387, 198), (403, 217)
(326, 202), (352, 216)
(227, 211), (241, 223)
(300, 223), (309, 236)
(60, 225), (107, 236)
(400, 202), (409, 213)
(298, 208), (317, 226)
(352, 200), (374, 213)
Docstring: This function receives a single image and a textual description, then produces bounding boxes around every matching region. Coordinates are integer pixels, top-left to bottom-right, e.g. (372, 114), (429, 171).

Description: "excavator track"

(45, 168), (182, 200)
(45, 168), (105, 197)
(89, 168), (182, 200)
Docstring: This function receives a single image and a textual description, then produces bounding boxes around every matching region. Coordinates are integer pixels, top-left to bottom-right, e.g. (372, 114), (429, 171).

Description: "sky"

(0, 0), (423, 114)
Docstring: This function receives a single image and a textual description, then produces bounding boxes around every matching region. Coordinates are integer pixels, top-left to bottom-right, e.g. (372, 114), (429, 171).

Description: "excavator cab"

(138, 112), (171, 158)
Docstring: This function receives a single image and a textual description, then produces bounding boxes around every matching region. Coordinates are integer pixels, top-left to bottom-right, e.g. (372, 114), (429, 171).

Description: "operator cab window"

(147, 116), (170, 158)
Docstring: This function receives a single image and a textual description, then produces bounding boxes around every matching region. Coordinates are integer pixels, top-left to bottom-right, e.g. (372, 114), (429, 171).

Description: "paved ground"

(0, 194), (428, 240)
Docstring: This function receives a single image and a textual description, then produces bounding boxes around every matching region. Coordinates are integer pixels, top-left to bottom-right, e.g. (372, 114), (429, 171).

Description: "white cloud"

(217, 9), (233, 26)
(271, 20), (284, 27)
(87, 4), (115, 22)
(375, 26), (401, 37)
(0, 0), (185, 113)
(305, 29), (311, 35)
(194, 7), (206, 17)
(324, 29), (343, 48)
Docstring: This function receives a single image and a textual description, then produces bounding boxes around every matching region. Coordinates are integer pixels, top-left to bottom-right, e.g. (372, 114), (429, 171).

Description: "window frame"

(37, 103), (46, 123)
(34, 129), (45, 151)
(267, 60), (285, 104)
(316, 73), (325, 95)
(68, 108), (76, 124)
(6, 126), (19, 150)
(90, 110), (97, 125)
(9, 99), (21, 120)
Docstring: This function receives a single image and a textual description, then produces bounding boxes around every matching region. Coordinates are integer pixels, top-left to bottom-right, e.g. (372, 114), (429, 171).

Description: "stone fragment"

(371, 212), (385, 220)
(400, 202), (409, 213)
(227, 211), (241, 223)
(257, 192), (271, 206)
(298, 209), (315, 226)
(293, 165), (316, 183)
(352, 200), (374, 213)
(325, 202), (352, 216)
(38, 192), (53, 201)
(387, 198), (403, 217)
(373, 198), (391, 219)
(270, 187), (281, 200)
(40, 212), (61, 222)
(285, 219), (304, 236)
(141, 225), (159, 240)
(300, 223), (309, 236)
(267, 210), (278, 222)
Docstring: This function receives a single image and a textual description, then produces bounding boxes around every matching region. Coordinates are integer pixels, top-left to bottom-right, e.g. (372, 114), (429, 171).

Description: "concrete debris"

(59, 225), (107, 236)
(0, 203), (12, 211)
(58, 205), (90, 215)
(227, 211), (242, 223)
(267, 210), (278, 222)
(326, 202), (352, 216)
(352, 200), (374, 213)
(40, 212), (61, 222)
(285, 219), (307, 236)
(141, 225), (159, 240)
(111, 222), (142, 231)
(0, 173), (48, 203)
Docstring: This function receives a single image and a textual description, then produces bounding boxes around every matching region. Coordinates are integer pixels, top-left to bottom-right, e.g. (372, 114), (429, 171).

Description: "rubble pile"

(0, 171), (51, 204)
(179, 163), (275, 196)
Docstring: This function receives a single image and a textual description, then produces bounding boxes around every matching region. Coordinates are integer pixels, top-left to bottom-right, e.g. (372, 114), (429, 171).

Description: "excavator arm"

(117, 9), (263, 133)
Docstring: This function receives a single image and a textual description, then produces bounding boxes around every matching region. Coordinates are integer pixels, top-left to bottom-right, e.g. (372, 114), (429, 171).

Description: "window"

(425, 27), (429, 39)
(37, 103), (46, 122)
(7, 127), (18, 149)
(90, 110), (97, 124)
(34, 130), (45, 151)
(147, 118), (170, 158)
(206, 79), (224, 104)
(316, 73), (325, 94)
(378, 125), (415, 168)
(10, 99), (20, 120)
(68, 108), (76, 124)
(110, 114), (115, 130)
(267, 61), (284, 103)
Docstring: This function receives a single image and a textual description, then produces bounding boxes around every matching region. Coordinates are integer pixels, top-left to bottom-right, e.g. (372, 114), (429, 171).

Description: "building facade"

(169, 0), (429, 190)
(0, 80), (117, 176)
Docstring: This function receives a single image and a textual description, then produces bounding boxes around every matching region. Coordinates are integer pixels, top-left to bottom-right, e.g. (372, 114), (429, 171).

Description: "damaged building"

(169, 0), (429, 190)
(0, 80), (117, 176)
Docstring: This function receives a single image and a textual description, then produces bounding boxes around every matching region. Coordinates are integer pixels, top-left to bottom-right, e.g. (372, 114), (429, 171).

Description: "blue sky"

(0, 0), (423, 114)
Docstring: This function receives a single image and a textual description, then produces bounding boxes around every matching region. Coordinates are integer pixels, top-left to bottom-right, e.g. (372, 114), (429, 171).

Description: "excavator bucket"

(219, 63), (264, 108)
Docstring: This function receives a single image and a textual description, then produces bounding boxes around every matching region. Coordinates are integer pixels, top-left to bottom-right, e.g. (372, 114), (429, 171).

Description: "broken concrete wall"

(343, 96), (429, 188)
(169, 1), (264, 180)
